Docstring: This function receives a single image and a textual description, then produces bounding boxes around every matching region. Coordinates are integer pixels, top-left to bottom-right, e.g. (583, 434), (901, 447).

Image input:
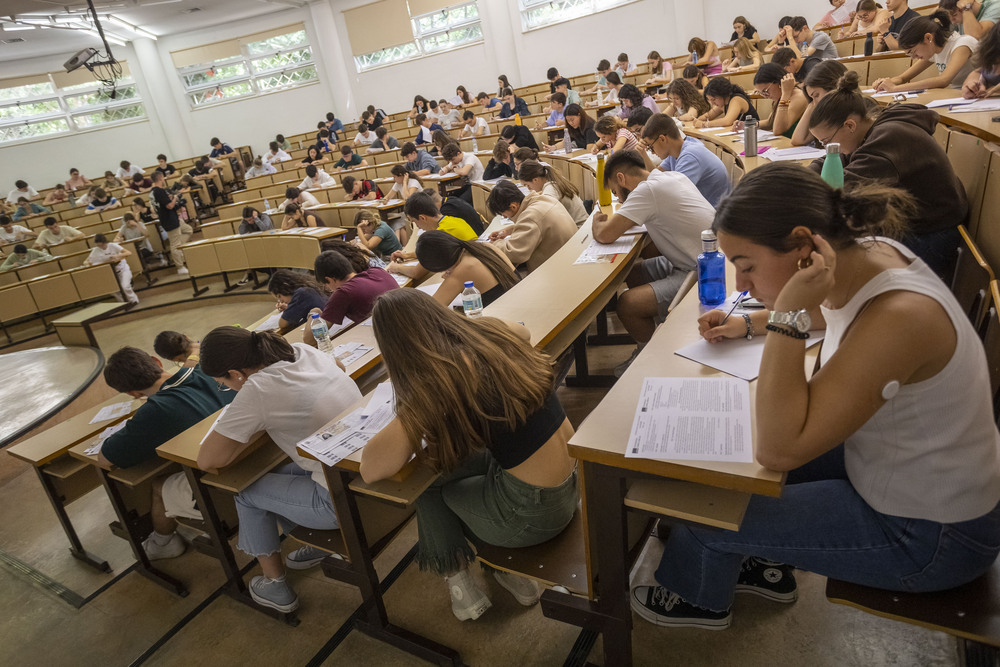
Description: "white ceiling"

(0, 0), (304, 62)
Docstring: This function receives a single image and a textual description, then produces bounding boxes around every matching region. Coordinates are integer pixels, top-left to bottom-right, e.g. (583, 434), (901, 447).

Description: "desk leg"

(588, 296), (633, 347)
(189, 276), (208, 297)
(182, 467), (299, 625)
(325, 468), (461, 666)
(33, 466), (111, 573)
(98, 469), (188, 596)
(539, 462), (633, 666)
(564, 331), (617, 388)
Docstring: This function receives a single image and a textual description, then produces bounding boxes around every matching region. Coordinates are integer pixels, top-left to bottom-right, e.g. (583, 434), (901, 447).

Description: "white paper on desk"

(89, 400), (133, 424)
(199, 405), (230, 445)
(761, 146), (825, 162)
(625, 377), (753, 463)
(328, 317), (353, 337)
(416, 282), (463, 307)
(949, 98), (1000, 113)
(724, 130), (776, 142)
(925, 96), (978, 109)
(391, 273), (410, 286)
(297, 407), (372, 467)
(574, 237), (635, 264)
(85, 420), (129, 455)
(254, 313), (282, 332)
(361, 382), (394, 417)
(334, 342), (373, 367)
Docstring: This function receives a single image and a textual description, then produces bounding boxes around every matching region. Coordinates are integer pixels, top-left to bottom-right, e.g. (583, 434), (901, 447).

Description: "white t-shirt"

(542, 182), (588, 226)
(213, 343), (362, 489)
(466, 117), (489, 135)
(265, 149), (292, 164)
(299, 170), (337, 190)
(437, 109), (461, 129)
(7, 187), (38, 204)
(614, 170), (715, 271)
(246, 162), (277, 178)
(0, 224), (32, 242)
(86, 242), (128, 272)
(932, 33), (979, 88)
(115, 165), (144, 180)
(354, 131), (376, 145)
(456, 152), (485, 181)
(281, 190), (321, 211)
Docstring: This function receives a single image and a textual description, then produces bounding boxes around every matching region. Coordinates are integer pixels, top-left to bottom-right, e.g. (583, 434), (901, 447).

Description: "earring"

(236, 374), (243, 382)
(797, 257), (813, 270)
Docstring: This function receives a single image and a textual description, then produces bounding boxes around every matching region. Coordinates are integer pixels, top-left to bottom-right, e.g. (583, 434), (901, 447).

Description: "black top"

(484, 391), (566, 469)
(733, 92), (760, 121)
(569, 124), (599, 149)
(888, 8), (920, 35)
(795, 56), (822, 83)
(730, 24), (758, 42)
(151, 186), (179, 230)
(480, 283), (505, 307)
(440, 196), (484, 235)
(483, 159), (513, 180)
(505, 125), (539, 150)
(155, 165), (176, 176)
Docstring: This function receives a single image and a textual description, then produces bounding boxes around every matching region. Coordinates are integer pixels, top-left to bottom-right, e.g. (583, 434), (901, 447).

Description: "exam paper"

(334, 342), (373, 367)
(830, 2), (853, 24)
(85, 420), (129, 455)
(949, 99), (1000, 113)
(625, 377), (753, 463)
(89, 400), (133, 424)
(297, 384), (396, 466)
(760, 146), (825, 162)
(254, 313), (282, 332)
(416, 283), (463, 307)
(925, 96), (978, 109)
(574, 237), (635, 265)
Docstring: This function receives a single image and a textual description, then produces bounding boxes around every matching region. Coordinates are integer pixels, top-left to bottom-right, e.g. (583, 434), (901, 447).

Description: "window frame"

(353, 0), (484, 73)
(175, 29), (319, 110)
(517, 0), (640, 32)
(0, 73), (147, 147)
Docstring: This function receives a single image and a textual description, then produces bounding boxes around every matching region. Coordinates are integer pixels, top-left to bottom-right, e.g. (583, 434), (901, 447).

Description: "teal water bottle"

(820, 143), (844, 189)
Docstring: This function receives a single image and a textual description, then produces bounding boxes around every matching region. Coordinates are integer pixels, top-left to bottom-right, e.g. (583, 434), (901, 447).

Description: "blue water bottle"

(698, 230), (726, 306)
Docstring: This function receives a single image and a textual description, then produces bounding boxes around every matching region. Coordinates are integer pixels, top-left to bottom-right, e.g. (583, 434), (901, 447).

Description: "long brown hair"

(199, 326), (295, 378)
(665, 78), (711, 116)
(518, 159), (579, 199)
(415, 230), (519, 291)
(320, 237), (375, 272)
(372, 289), (553, 472)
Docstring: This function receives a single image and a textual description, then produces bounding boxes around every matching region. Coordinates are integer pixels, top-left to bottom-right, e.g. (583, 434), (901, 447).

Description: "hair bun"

(837, 71), (860, 94)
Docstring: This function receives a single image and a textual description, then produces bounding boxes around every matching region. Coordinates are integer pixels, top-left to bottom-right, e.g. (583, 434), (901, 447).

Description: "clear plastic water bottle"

(263, 198), (271, 213)
(691, 50), (699, 64)
(820, 142), (845, 189)
(697, 230), (726, 306)
(563, 127), (571, 152)
(462, 281), (483, 318)
(310, 313), (333, 353)
(597, 88), (604, 105)
(471, 133), (479, 153)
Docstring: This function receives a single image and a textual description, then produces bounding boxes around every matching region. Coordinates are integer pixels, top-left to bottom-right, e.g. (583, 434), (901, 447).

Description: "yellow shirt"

(436, 215), (477, 241)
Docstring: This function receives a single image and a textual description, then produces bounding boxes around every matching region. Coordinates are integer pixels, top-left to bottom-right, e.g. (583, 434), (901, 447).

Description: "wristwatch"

(768, 309), (811, 333)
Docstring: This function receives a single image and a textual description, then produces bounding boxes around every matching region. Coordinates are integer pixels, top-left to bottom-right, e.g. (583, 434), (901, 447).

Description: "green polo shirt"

(102, 366), (235, 468)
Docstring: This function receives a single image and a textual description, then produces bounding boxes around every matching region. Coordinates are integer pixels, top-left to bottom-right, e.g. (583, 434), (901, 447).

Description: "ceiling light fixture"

(107, 14), (158, 40)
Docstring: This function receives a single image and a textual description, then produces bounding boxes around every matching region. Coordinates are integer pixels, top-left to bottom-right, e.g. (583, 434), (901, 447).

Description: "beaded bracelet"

(765, 324), (809, 340)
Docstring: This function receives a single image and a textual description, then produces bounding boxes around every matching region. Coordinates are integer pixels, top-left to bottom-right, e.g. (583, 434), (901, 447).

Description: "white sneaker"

(176, 267), (189, 275)
(493, 570), (541, 606)
(142, 532), (186, 560)
(447, 569), (492, 621)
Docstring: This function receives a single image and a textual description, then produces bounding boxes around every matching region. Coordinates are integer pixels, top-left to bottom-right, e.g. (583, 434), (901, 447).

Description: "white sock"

(150, 531), (174, 546)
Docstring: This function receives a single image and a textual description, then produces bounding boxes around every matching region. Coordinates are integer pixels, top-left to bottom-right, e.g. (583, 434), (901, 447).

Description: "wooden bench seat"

(476, 509), (589, 596)
(52, 301), (129, 347)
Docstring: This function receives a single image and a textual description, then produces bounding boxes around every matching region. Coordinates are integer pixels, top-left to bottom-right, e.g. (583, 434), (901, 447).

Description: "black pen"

(720, 291), (748, 325)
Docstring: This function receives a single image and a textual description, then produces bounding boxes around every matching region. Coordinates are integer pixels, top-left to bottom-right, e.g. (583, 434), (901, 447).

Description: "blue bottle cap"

(464, 281), (474, 288)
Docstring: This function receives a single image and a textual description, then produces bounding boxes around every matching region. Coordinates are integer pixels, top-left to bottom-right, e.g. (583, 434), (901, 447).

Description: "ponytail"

(517, 159), (579, 199)
(713, 163), (913, 251)
(898, 10), (952, 49)
(200, 326), (295, 378)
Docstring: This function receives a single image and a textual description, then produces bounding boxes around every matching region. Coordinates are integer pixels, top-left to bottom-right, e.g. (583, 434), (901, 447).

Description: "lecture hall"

(2, 0), (1000, 664)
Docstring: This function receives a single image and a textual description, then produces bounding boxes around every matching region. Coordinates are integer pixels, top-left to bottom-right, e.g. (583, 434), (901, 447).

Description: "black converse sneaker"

(735, 557), (798, 603)
(630, 585), (732, 630)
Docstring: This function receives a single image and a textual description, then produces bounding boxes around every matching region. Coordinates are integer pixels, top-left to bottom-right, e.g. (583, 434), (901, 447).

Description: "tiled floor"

(0, 286), (961, 666)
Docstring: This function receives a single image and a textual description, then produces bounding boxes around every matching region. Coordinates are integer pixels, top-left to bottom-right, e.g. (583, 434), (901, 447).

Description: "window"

(518, 0), (637, 31)
(354, 1), (483, 72)
(175, 28), (318, 109)
(0, 70), (146, 146)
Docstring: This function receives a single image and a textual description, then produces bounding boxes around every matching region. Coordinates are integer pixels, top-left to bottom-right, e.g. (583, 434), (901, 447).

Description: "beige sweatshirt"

(492, 192), (577, 273)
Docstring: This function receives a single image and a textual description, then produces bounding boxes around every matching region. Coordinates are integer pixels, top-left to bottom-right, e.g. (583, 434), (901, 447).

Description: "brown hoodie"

(810, 104), (967, 235)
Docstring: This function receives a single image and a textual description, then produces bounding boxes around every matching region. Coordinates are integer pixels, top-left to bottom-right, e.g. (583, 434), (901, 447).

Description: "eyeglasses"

(815, 122), (846, 148)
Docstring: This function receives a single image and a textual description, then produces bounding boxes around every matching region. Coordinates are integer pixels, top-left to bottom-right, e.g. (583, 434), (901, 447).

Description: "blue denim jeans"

(235, 463), (339, 557)
(415, 451), (579, 575)
(655, 446), (1000, 611)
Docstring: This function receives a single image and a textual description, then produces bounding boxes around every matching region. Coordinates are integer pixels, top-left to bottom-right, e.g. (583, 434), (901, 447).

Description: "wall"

(0, 0), (818, 185)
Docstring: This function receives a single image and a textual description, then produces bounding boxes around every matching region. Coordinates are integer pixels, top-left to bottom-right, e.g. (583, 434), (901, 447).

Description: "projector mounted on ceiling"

(64, 47), (99, 73)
